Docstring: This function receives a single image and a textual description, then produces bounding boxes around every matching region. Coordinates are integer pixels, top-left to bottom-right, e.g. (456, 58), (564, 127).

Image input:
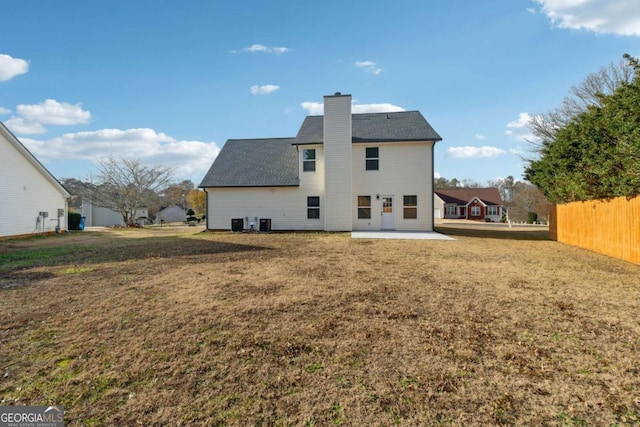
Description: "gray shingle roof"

(295, 111), (442, 145)
(199, 138), (299, 187)
(200, 110), (442, 188)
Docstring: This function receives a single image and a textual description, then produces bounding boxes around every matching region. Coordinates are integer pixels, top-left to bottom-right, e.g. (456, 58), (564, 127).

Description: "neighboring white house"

(155, 205), (186, 224)
(0, 121), (70, 238)
(80, 199), (125, 227)
(199, 93), (442, 231)
(80, 199), (149, 227)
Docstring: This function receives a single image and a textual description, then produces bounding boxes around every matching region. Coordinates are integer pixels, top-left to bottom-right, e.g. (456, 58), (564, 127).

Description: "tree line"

(525, 54), (640, 203)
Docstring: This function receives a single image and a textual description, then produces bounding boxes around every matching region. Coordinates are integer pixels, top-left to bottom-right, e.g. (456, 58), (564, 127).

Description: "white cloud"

(475, 132), (486, 141)
(447, 146), (506, 159)
(17, 99), (90, 125)
(241, 44), (290, 54)
(20, 128), (221, 181)
(301, 102), (324, 115)
(534, 0), (640, 36)
(301, 101), (405, 115)
(506, 112), (532, 129)
(0, 106), (10, 114)
(434, 171), (442, 179)
(0, 54), (29, 81)
(5, 117), (47, 134)
(526, 7), (536, 14)
(505, 112), (540, 142)
(250, 84), (280, 95)
(4, 99), (92, 135)
(355, 61), (383, 75)
(352, 103), (404, 113)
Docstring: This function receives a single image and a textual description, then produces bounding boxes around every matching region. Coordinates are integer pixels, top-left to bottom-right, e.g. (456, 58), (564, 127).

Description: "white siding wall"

(323, 94), (353, 231)
(434, 194), (445, 219)
(0, 133), (68, 237)
(207, 187), (324, 231)
(81, 201), (124, 227)
(352, 141), (434, 231)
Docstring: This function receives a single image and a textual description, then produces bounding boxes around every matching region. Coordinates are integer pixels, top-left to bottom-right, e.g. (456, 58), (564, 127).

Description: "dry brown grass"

(1, 226), (639, 426)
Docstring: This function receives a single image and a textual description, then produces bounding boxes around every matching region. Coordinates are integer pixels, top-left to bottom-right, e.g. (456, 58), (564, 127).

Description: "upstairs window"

(403, 195), (417, 219)
(365, 147), (379, 170)
(307, 196), (320, 219)
(303, 149), (316, 172)
(357, 196), (371, 219)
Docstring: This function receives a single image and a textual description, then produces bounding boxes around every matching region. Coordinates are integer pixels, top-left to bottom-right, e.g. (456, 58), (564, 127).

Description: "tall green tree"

(525, 54), (640, 203)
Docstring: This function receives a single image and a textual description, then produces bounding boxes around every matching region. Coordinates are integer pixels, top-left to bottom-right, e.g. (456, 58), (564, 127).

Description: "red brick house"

(434, 188), (504, 222)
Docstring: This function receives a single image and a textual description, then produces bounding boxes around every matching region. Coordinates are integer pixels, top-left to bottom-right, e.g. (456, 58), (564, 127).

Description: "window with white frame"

(487, 206), (498, 216)
(471, 206), (481, 216)
(357, 196), (371, 219)
(307, 196), (320, 219)
(303, 149), (316, 172)
(403, 195), (417, 219)
(365, 147), (379, 170)
(446, 206), (456, 216)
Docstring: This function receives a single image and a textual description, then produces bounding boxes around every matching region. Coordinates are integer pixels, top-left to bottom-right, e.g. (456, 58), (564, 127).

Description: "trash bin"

(259, 218), (272, 232)
(231, 218), (244, 232)
(79, 216), (86, 230)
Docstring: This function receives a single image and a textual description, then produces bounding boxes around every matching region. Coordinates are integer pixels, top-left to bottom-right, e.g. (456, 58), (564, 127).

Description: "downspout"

(65, 197), (69, 232)
(203, 188), (209, 230)
(431, 140), (435, 232)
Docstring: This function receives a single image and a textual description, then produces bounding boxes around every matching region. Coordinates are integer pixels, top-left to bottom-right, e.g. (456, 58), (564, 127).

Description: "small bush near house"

(527, 211), (538, 224)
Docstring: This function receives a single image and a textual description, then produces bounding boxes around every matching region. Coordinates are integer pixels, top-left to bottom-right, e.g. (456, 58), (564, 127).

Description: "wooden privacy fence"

(549, 195), (640, 264)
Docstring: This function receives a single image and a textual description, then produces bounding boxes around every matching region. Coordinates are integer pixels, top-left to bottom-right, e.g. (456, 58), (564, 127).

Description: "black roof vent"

(334, 92), (341, 96)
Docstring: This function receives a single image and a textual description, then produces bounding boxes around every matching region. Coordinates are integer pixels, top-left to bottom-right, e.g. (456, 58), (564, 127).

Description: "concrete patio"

(351, 231), (455, 240)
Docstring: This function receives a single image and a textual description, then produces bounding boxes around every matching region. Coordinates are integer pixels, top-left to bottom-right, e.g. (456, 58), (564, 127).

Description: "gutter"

(203, 188), (209, 230)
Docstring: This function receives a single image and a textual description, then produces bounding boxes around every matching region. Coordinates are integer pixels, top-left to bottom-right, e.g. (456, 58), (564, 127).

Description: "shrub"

(527, 212), (538, 224)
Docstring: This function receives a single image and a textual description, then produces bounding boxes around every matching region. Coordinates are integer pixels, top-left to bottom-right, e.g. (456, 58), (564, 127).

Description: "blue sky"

(1, 0), (639, 186)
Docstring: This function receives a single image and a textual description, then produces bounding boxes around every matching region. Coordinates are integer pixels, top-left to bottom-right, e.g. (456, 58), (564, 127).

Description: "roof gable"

(199, 138), (299, 187)
(435, 188), (503, 206)
(0, 121), (70, 198)
(295, 111), (442, 145)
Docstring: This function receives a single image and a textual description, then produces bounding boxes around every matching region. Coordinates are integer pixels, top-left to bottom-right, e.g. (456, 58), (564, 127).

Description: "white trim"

(0, 122), (70, 198)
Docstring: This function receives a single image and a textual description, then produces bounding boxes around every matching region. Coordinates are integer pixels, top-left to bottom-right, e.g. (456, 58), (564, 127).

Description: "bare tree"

(508, 183), (550, 222)
(529, 58), (635, 145)
(487, 176), (515, 204)
(94, 157), (173, 225)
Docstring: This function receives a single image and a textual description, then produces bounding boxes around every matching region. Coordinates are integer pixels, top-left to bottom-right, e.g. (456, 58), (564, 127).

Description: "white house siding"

(207, 187), (324, 231)
(351, 141), (434, 231)
(0, 130), (68, 237)
(433, 194), (445, 219)
(155, 205), (186, 224)
(323, 94), (353, 231)
(298, 144), (325, 195)
(81, 201), (124, 227)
